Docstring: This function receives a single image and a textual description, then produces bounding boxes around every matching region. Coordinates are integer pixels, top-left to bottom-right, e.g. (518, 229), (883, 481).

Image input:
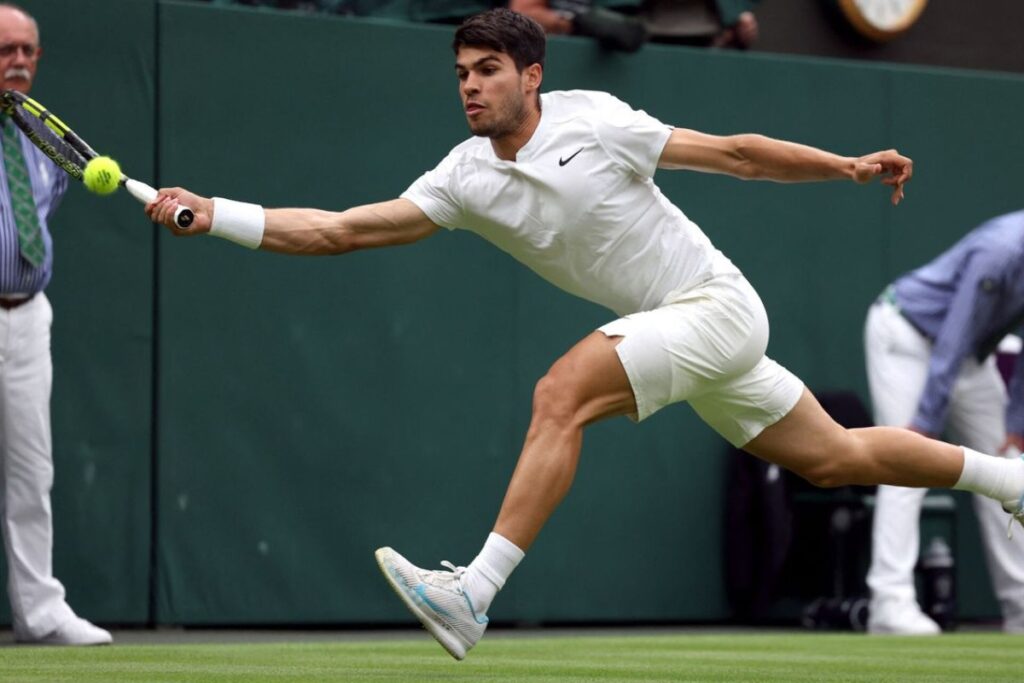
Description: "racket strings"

(8, 104), (88, 177)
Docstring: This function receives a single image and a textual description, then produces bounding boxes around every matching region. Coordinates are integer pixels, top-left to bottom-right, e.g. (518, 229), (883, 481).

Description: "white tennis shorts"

(599, 273), (804, 447)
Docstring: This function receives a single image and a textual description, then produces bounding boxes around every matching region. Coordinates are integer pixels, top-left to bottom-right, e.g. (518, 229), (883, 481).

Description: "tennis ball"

(82, 156), (122, 196)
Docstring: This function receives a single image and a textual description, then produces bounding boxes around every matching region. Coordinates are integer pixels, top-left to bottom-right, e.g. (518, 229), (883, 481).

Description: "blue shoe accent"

(410, 577), (488, 625)
(414, 584), (454, 618)
(464, 593), (489, 626)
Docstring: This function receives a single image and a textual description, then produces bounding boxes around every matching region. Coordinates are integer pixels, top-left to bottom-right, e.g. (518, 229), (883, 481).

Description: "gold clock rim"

(837, 0), (929, 42)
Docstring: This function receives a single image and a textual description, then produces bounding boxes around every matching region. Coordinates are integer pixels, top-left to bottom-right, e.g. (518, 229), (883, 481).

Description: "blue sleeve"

(912, 256), (1003, 435)
(1008, 336), (1024, 437)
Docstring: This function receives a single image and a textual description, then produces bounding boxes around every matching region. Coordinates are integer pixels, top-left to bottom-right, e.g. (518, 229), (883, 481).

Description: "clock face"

(838, 0), (929, 41)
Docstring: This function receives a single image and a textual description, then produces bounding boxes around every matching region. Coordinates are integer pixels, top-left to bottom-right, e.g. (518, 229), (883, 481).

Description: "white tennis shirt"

(402, 90), (740, 316)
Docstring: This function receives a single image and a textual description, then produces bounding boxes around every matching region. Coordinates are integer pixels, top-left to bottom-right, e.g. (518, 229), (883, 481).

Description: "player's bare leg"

(743, 389), (1024, 514)
(743, 389), (961, 487)
(492, 330), (636, 550)
(376, 330), (635, 659)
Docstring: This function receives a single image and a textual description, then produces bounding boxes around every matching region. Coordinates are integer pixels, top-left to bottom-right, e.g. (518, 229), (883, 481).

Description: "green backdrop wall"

(6, 0), (1024, 625)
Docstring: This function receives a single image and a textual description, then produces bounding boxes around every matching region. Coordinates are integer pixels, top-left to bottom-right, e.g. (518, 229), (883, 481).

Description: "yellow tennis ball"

(82, 156), (122, 196)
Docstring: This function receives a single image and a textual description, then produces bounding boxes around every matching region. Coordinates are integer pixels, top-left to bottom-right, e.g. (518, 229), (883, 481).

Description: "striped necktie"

(1, 117), (44, 268)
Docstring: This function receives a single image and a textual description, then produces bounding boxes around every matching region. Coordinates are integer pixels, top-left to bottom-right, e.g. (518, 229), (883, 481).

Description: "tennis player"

(147, 9), (1024, 659)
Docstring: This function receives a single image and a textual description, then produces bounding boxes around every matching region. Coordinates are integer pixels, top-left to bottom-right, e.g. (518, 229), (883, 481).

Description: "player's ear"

(524, 63), (542, 92)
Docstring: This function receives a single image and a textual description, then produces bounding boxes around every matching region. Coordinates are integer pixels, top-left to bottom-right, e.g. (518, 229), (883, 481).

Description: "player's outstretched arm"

(260, 200), (440, 254)
(657, 128), (912, 205)
(146, 189), (440, 254)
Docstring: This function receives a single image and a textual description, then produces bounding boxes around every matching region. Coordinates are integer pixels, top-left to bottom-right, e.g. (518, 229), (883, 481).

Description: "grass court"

(1, 631), (1021, 682)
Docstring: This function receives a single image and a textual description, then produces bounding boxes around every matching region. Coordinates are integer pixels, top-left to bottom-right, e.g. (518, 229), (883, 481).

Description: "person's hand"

(1000, 433), (1024, 457)
(145, 187), (213, 235)
(734, 12), (758, 47)
(711, 12), (758, 49)
(853, 149), (913, 205)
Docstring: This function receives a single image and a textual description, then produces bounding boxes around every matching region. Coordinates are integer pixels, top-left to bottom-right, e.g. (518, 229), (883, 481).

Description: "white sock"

(462, 532), (525, 616)
(954, 446), (1024, 504)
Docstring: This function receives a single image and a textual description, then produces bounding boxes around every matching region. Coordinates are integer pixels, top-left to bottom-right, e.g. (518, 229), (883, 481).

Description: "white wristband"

(210, 197), (265, 249)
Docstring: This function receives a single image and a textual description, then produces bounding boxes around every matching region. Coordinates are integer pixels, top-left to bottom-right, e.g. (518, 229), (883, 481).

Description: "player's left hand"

(852, 149), (913, 206)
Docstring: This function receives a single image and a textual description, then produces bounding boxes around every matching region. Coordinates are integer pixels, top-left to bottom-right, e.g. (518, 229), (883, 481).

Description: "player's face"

(455, 47), (531, 139)
(0, 8), (39, 95)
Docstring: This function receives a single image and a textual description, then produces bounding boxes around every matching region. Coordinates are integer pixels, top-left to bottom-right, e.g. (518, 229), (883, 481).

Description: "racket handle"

(124, 178), (195, 229)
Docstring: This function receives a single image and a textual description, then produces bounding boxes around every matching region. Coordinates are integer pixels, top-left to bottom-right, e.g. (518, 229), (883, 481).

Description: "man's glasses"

(0, 44), (38, 59)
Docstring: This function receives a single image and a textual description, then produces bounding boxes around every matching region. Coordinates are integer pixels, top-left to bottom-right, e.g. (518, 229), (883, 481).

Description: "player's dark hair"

(453, 9), (546, 72)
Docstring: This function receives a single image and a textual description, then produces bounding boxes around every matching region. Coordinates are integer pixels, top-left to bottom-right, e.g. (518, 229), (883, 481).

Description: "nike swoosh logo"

(558, 147), (584, 166)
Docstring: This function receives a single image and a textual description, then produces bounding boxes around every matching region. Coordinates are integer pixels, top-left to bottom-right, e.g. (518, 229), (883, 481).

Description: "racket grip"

(124, 178), (195, 229)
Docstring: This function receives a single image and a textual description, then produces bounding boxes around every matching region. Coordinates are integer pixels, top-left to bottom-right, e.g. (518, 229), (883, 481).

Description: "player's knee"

(531, 373), (581, 428)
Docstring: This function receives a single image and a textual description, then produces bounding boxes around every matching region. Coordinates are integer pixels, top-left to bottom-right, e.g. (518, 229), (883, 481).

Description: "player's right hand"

(146, 187), (213, 235)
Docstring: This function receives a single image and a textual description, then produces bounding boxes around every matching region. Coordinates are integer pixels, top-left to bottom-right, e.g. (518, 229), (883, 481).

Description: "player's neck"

(490, 106), (542, 162)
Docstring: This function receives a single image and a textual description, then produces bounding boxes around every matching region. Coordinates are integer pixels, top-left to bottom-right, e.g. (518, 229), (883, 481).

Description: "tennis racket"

(0, 89), (193, 228)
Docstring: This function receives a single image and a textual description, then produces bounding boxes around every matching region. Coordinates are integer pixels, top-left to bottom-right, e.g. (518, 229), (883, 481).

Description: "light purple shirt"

(892, 210), (1024, 436)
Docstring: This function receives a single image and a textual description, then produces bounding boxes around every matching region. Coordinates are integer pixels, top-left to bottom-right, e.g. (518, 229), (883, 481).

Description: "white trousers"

(864, 300), (1024, 627)
(0, 293), (73, 637)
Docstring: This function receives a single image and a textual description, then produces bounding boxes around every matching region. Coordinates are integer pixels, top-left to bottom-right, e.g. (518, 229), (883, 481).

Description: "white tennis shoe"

(374, 546), (487, 660)
(17, 616), (112, 646)
(867, 599), (940, 636)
